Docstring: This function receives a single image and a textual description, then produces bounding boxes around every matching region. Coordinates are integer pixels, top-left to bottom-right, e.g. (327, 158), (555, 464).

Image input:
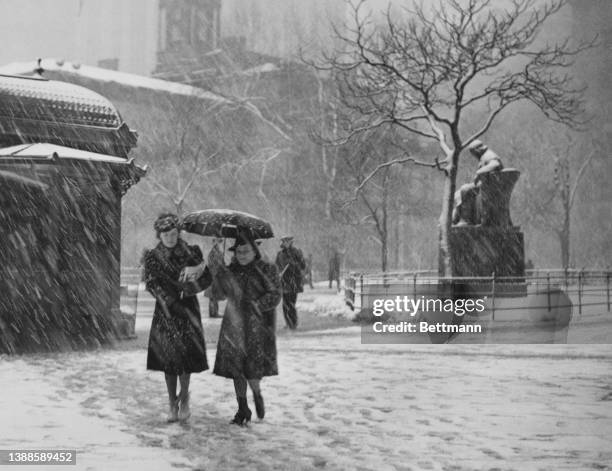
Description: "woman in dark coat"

(209, 230), (281, 425)
(143, 213), (212, 422)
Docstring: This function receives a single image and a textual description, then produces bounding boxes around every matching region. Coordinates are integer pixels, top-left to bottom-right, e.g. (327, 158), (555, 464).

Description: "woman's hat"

(154, 213), (179, 233)
(228, 239), (262, 251)
(227, 234), (261, 252)
(228, 228), (257, 252)
(280, 235), (294, 241)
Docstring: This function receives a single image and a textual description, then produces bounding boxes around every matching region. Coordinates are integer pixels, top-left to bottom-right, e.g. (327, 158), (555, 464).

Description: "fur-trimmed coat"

(143, 240), (211, 374)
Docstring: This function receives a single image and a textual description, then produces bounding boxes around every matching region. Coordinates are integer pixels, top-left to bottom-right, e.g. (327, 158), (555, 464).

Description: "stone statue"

(449, 141), (524, 279)
(452, 140), (517, 227)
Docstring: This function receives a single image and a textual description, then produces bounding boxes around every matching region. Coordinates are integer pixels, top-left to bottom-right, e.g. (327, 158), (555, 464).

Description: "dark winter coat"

(144, 240), (212, 374)
(275, 246), (306, 293)
(213, 258), (281, 379)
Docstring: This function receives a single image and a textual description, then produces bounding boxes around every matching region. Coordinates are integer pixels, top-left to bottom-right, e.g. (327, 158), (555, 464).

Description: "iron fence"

(344, 269), (612, 317)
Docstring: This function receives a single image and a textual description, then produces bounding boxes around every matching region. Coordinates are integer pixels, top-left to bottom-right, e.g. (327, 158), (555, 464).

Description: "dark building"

(0, 71), (145, 353)
(154, 0), (222, 83)
(151, 0), (311, 98)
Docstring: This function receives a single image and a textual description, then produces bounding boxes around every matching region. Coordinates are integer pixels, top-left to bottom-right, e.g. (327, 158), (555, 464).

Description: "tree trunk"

(325, 177), (334, 219)
(438, 153), (458, 277)
(381, 235), (388, 272)
(398, 205), (406, 269)
(175, 199), (184, 218)
(381, 170), (390, 272)
(560, 201), (571, 269)
(393, 215), (400, 270)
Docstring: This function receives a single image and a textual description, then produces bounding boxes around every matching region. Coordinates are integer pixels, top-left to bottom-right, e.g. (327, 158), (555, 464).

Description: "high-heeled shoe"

(253, 392), (265, 419)
(230, 396), (252, 426)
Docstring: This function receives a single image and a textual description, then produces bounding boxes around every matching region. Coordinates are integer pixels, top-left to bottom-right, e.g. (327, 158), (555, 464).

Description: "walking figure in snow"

(208, 229), (281, 425)
(304, 253), (314, 289)
(275, 235), (306, 329)
(143, 213), (212, 423)
(204, 236), (225, 318)
(328, 249), (342, 291)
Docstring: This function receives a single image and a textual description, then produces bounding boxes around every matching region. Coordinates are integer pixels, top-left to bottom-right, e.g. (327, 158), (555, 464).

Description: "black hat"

(228, 240), (262, 251)
(154, 213), (179, 234)
(228, 228), (253, 250)
(228, 229), (261, 256)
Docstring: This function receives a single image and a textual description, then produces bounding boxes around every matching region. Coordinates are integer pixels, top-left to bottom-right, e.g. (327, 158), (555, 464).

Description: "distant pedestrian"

(208, 229), (281, 425)
(143, 213), (212, 423)
(204, 237), (225, 318)
(304, 253), (314, 289)
(328, 249), (341, 291)
(275, 236), (306, 329)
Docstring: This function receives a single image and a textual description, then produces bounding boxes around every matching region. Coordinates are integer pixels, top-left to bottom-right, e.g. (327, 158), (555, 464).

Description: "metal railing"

(344, 269), (612, 317)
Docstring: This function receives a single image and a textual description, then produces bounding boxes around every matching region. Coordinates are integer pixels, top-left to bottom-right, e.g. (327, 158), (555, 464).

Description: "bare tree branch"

(309, 0), (594, 275)
(355, 154), (442, 195)
(569, 145), (598, 209)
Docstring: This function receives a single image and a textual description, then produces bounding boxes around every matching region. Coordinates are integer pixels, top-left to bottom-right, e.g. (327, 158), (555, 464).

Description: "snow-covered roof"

(0, 143), (131, 164)
(0, 73), (123, 128)
(0, 58), (229, 104)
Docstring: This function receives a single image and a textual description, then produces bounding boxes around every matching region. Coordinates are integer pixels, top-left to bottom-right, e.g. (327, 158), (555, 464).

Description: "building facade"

(0, 73), (145, 353)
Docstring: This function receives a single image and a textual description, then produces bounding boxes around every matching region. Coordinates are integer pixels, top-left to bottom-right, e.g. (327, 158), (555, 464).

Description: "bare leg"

(164, 374), (179, 422)
(178, 373), (191, 420)
(164, 373), (178, 401)
(179, 373), (190, 398)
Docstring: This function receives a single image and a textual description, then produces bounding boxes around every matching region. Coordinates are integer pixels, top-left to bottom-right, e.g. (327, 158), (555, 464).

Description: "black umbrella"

(181, 209), (274, 239)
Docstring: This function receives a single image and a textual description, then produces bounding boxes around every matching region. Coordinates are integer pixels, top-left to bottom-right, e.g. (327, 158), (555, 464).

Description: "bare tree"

(315, 74), (342, 219)
(334, 128), (422, 271)
(136, 96), (225, 216)
(313, 0), (593, 275)
(507, 125), (601, 269)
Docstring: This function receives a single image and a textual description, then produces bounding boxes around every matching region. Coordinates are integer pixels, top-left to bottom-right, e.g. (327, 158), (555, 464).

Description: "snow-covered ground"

(2, 287), (611, 470)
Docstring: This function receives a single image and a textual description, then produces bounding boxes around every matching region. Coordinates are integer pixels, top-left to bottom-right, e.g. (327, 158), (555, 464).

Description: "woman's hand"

(180, 262), (206, 282)
(191, 262), (206, 281)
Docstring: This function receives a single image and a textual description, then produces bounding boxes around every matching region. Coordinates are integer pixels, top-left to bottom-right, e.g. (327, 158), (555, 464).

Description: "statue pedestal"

(446, 225), (526, 297)
(448, 225), (525, 277)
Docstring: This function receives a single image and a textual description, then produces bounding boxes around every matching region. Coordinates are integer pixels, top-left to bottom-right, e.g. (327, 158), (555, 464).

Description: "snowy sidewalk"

(1, 329), (612, 471)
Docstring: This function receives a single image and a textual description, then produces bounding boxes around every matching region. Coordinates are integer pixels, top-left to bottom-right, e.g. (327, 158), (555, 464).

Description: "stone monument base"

(443, 226), (526, 297)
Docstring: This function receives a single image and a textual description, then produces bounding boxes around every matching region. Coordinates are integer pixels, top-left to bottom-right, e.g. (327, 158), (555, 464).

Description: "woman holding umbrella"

(208, 228), (281, 425)
(143, 213), (212, 422)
